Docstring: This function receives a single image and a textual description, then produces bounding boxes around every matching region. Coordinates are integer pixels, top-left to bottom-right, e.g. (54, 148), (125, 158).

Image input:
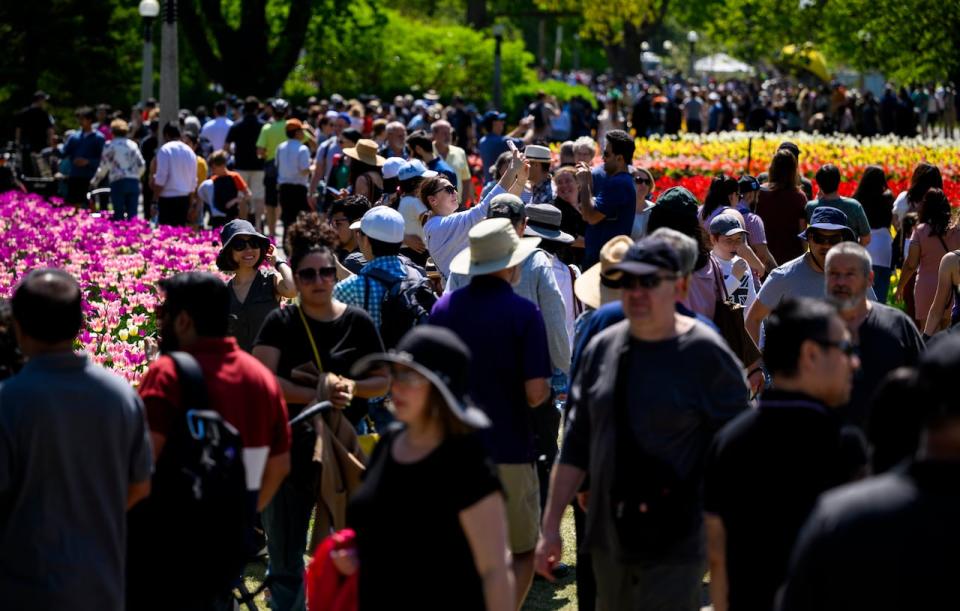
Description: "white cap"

(349, 206), (405, 244)
(382, 157), (406, 180)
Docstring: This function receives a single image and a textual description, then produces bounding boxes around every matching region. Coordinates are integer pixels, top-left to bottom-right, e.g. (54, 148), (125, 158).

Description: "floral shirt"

(92, 137), (145, 184)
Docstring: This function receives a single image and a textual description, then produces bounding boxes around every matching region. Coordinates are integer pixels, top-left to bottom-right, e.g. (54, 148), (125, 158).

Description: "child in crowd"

(709, 213), (758, 315)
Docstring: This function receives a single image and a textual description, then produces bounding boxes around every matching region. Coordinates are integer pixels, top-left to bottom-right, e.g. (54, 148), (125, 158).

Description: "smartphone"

(506, 139), (518, 153)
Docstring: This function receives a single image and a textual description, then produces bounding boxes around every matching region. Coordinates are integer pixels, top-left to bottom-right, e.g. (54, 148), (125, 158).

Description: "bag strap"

(296, 305), (325, 374)
(168, 351), (209, 411)
(709, 257), (730, 301)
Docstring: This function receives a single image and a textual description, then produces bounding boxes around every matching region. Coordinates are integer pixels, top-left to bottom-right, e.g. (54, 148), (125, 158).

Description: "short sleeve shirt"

(584, 169), (636, 267)
(225, 115), (266, 170)
(430, 275), (552, 463)
(756, 255), (826, 309)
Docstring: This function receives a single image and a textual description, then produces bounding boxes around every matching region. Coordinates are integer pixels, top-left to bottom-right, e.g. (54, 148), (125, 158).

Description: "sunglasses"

(635, 176), (652, 186)
(814, 338), (857, 357)
(806, 231), (844, 246)
(230, 238), (263, 252)
(621, 273), (678, 290)
(431, 184), (457, 196)
(296, 267), (337, 283)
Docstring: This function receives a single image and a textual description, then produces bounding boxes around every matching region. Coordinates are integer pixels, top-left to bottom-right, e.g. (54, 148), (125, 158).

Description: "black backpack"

(127, 352), (254, 607)
(364, 265), (438, 349)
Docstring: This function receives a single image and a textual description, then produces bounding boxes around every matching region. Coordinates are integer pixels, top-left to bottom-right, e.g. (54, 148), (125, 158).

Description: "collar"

(759, 389), (831, 415)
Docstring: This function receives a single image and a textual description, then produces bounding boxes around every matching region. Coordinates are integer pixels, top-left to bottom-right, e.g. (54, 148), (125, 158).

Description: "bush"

(503, 80), (598, 119)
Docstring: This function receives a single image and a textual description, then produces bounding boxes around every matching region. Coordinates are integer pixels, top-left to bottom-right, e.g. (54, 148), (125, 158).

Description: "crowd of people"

(3, 81), (960, 611)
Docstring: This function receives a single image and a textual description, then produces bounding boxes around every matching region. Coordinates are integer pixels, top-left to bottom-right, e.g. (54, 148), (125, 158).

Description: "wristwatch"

(274, 259), (289, 272)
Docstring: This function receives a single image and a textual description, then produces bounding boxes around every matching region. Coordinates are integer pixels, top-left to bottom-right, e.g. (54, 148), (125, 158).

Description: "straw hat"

(574, 235), (634, 310)
(449, 218), (541, 276)
(343, 139), (386, 167)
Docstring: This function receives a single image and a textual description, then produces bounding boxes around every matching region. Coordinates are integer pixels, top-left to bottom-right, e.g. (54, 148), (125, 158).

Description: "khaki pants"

(496, 463), (540, 554)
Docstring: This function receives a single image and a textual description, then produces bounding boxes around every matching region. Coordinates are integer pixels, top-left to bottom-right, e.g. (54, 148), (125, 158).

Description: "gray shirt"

(561, 320), (749, 563)
(757, 254), (877, 310)
(447, 249), (571, 373)
(0, 352), (153, 611)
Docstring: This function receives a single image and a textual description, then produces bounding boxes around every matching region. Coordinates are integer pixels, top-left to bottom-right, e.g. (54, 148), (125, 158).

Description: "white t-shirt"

(867, 227), (894, 268)
(714, 254), (757, 317)
(398, 194), (427, 239)
(548, 254), (578, 352)
(892, 191), (910, 225)
(200, 117), (234, 152)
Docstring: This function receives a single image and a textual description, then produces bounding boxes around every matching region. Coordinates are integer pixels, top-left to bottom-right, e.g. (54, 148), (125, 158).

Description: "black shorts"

(279, 183), (308, 227)
(157, 196), (191, 226)
(264, 160), (279, 208)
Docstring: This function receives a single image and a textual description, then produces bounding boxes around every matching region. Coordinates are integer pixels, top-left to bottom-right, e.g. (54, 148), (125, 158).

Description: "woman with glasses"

(421, 149), (527, 280)
(216, 219), (297, 353)
(252, 215), (388, 611)
(629, 166), (657, 240)
(334, 325), (513, 611)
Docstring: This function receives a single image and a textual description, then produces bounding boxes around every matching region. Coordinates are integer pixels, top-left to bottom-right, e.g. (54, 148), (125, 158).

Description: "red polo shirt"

(139, 337), (291, 491)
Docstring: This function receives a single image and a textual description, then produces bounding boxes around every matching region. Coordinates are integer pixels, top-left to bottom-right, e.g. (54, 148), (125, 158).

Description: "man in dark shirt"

(61, 106), (105, 206)
(15, 91), (55, 174)
(703, 297), (864, 611)
(225, 97), (267, 231)
(577, 129), (637, 267)
(779, 335), (960, 611)
(824, 242), (924, 428)
(430, 217), (551, 608)
(536, 237), (749, 610)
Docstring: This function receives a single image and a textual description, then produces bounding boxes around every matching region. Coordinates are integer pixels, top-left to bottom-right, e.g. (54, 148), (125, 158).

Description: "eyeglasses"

(230, 238), (262, 252)
(806, 231), (845, 246)
(296, 267), (337, 283)
(814, 338), (857, 357)
(620, 273), (678, 290)
(431, 184), (457, 196)
(389, 366), (430, 387)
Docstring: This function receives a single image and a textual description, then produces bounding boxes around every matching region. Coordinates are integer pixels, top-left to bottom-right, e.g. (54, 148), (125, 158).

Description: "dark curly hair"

(918, 188), (954, 238)
(907, 162), (943, 206)
(284, 212), (339, 272)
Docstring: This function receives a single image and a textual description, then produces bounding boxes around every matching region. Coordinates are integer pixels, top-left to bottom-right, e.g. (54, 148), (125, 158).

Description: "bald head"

(12, 269), (83, 345)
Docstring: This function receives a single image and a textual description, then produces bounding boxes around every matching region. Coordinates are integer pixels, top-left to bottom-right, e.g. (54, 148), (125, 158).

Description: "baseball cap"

(799, 206), (856, 242)
(709, 214), (749, 237)
(382, 157), (406, 180)
(285, 118), (304, 131)
(33, 90), (50, 101)
(338, 112), (353, 124)
(606, 237), (682, 277)
(655, 186), (700, 216)
(271, 98), (289, 112)
(325, 110), (340, 120)
(482, 110), (508, 125)
(738, 175), (760, 194)
(350, 206), (405, 244)
(778, 141), (801, 158)
(487, 194), (526, 223)
(397, 159), (437, 181)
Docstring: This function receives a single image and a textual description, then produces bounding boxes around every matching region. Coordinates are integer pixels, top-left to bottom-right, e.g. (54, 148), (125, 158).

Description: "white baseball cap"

(382, 157), (406, 180)
(350, 206), (405, 244)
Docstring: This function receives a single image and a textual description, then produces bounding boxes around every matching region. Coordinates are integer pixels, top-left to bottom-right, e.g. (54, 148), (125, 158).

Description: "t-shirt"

(254, 305), (384, 425)
(276, 139), (311, 186)
(398, 194), (428, 240)
(62, 129), (105, 179)
(0, 352), (152, 611)
(756, 254), (826, 309)
(806, 196), (871, 239)
(198, 171), (248, 218)
(255, 120), (288, 162)
(15, 105), (54, 151)
(427, 156), (458, 187)
(714, 254), (757, 314)
(348, 430), (501, 611)
(843, 304), (924, 428)
(703, 390), (859, 611)
(584, 168), (636, 268)
(755, 187), (807, 266)
(137, 337), (291, 492)
(200, 116), (234, 153)
(430, 275), (552, 463)
(225, 115), (266, 170)
(478, 134), (509, 181)
(737, 202), (768, 246)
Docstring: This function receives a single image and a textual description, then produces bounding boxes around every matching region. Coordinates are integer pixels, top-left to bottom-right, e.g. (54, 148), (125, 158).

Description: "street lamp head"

(139, 0), (160, 18)
(687, 30), (699, 44)
(641, 41), (650, 51)
(492, 24), (505, 39)
(663, 40), (674, 51)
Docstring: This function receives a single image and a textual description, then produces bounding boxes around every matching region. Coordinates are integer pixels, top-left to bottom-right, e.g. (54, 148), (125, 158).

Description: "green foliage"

(504, 80), (597, 117)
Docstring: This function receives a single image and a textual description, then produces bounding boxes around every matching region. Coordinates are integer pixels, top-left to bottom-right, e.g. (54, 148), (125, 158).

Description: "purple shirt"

(737, 203), (768, 245)
(430, 275), (552, 463)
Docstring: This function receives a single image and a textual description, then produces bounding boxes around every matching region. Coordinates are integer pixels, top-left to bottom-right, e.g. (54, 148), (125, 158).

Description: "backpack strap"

(168, 351), (209, 411)
(364, 264), (409, 288)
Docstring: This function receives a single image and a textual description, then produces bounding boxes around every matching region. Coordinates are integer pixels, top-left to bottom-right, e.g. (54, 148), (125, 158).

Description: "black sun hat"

(216, 219), (270, 271)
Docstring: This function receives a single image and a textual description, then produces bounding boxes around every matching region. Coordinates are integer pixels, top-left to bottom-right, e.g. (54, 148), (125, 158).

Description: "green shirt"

(255, 120), (288, 162)
(805, 196), (871, 239)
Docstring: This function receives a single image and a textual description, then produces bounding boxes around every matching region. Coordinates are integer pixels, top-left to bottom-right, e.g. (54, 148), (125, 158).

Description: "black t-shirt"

(0, 166), (19, 192)
(843, 304), (924, 429)
(348, 429), (501, 611)
(16, 106), (54, 151)
(703, 390), (860, 611)
(225, 115), (266, 170)
(253, 304), (384, 424)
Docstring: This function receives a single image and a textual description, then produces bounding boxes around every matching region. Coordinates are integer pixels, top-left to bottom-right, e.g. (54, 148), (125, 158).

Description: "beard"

(827, 290), (863, 312)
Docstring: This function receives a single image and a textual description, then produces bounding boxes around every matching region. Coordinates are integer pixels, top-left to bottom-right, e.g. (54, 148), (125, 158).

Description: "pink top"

(684, 262), (719, 320)
(910, 224), (960, 321)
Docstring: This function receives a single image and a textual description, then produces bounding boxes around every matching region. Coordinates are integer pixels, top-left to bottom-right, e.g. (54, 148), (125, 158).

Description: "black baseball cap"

(738, 174), (760, 194)
(606, 237), (682, 276)
(778, 141), (801, 157)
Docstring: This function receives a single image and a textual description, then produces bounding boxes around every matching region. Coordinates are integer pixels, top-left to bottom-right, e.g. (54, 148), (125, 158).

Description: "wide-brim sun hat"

(574, 235), (634, 310)
(216, 219), (270, 271)
(351, 325), (490, 429)
(449, 218), (541, 276)
(523, 203), (574, 244)
(343, 139), (386, 167)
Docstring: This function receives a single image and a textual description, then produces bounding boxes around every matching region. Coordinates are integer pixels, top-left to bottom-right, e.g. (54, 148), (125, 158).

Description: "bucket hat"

(524, 203), (574, 243)
(448, 218), (541, 276)
(799, 206), (856, 242)
(216, 219), (270, 271)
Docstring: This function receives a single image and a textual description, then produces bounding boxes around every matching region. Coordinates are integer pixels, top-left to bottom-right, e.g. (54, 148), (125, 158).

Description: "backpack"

(127, 352), (254, 605)
(363, 265), (438, 349)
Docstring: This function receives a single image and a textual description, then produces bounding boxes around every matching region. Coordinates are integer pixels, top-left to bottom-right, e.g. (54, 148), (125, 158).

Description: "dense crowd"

(2, 82), (960, 611)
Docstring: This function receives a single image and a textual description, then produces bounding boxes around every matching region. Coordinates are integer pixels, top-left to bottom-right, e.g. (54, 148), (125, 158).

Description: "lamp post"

(856, 29), (872, 91)
(158, 0), (180, 143)
(687, 30), (699, 80)
(138, 0), (159, 109)
(493, 24), (504, 110)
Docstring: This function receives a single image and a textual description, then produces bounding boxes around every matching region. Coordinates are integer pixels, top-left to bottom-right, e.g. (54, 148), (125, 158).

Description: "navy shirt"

(430, 275), (552, 463)
(225, 114), (266, 170)
(62, 129), (105, 179)
(584, 168), (636, 267)
(478, 134), (509, 181)
(427, 156), (458, 188)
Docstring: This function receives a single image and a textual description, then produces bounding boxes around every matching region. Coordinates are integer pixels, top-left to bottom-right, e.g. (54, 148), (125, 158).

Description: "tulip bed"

(0, 191), (220, 383)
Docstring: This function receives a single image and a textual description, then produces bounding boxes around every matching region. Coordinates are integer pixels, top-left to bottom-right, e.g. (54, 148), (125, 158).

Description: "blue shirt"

(427, 156), (458, 187)
(584, 168), (636, 267)
(62, 129), (105, 179)
(478, 134), (509, 181)
(332, 255), (407, 330)
(430, 275), (552, 463)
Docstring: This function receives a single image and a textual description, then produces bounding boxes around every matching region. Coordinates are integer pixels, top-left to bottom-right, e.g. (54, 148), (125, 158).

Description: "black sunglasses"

(806, 231), (844, 246)
(431, 184), (457, 196)
(230, 238), (263, 252)
(296, 267), (337, 283)
(621, 273), (678, 290)
(635, 176), (652, 186)
(814, 338), (857, 357)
